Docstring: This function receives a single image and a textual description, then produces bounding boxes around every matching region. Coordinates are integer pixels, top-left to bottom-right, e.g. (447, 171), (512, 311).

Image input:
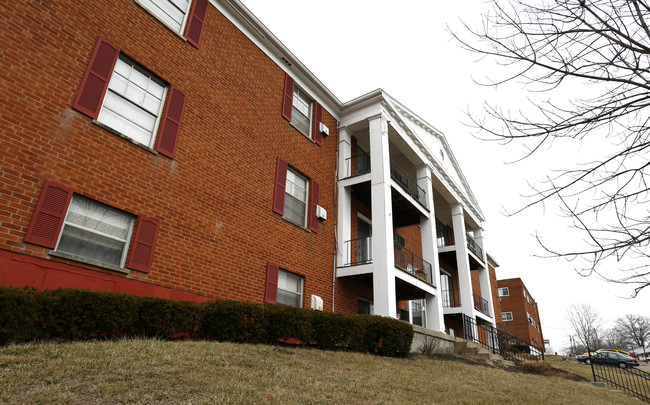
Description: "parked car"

(577, 351), (640, 368)
(598, 348), (638, 358)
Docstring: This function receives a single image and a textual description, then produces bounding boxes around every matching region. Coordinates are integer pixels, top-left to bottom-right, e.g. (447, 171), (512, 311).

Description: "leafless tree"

(566, 303), (603, 351)
(614, 314), (650, 358)
(455, 0), (650, 296)
(601, 327), (631, 350)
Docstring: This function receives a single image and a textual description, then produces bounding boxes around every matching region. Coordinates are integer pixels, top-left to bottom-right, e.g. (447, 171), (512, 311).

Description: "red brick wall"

(497, 278), (544, 349)
(0, 1), (338, 309)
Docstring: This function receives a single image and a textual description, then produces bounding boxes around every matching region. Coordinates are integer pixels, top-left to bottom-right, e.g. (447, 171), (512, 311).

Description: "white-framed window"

(97, 56), (168, 148)
(502, 311), (513, 322)
(277, 270), (304, 308)
(284, 168), (309, 227)
(137, 0), (192, 34)
(498, 287), (510, 297)
(291, 87), (312, 136)
(55, 195), (136, 268)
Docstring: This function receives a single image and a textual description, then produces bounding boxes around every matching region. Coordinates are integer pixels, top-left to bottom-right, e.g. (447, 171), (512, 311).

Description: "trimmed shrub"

(362, 315), (414, 358)
(199, 300), (267, 343)
(0, 287), (42, 343)
(0, 286), (413, 357)
(264, 304), (313, 345)
(312, 311), (365, 351)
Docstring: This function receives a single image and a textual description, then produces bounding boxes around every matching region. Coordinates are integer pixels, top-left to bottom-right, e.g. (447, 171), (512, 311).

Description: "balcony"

(436, 219), (454, 248)
(394, 241), (433, 285)
(473, 293), (491, 317)
(442, 288), (461, 308)
(466, 234), (483, 259)
(344, 152), (371, 178)
(390, 160), (427, 208)
(343, 237), (373, 266)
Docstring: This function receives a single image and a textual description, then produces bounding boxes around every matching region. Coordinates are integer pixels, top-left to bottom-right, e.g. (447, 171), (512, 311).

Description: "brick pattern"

(0, 0), (337, 309)
(497, 278), (544, 348)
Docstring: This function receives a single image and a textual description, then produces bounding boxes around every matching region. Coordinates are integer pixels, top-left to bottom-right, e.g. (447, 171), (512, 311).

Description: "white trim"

(502, 311), (513, 322)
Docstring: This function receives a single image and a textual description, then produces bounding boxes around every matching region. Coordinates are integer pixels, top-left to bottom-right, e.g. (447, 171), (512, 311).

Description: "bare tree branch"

(455, 0), (650, 296)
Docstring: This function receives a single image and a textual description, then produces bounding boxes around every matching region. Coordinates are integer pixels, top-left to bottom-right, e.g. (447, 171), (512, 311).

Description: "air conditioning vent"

(319, 122), (329, 137)
(316, 205), (327, 220)
(311, 295), (323, 311)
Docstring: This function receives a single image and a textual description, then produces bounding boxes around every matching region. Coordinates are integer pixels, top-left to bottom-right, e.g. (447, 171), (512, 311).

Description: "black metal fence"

(345, 152), (371, 178)
(586, 350), (650, 402)
(473, 293), (491, 317)
(462, 314), (545, 363)
(442, 288), (461, 308)
(466, 234), (483, 259)
(390, 160), (428, 208)
(394, 241), (433, 286)
(343, 237), (372, 266)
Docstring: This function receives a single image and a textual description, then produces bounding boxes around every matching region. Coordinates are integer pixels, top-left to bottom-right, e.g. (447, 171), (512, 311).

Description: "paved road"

(638, 364), (650, 372)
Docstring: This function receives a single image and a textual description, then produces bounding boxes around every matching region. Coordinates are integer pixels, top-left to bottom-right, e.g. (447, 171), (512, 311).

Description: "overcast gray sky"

(240, 0), (650, 353)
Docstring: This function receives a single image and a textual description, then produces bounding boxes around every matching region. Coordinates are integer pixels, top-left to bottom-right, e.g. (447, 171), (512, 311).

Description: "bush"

(199, 300), (267, 343)
(0, 286), (413, 357)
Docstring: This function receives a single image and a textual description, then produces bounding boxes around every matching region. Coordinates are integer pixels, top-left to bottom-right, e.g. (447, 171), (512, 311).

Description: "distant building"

(497, 278), (544, 350)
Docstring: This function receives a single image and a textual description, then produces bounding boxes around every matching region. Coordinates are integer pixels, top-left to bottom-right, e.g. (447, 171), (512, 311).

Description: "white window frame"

(502, 311), (513, 322)
(291, 86), (312, 137)
(277, 269), (304, 308)
(55, 195), (136, 268)
(498, 287), (510, 297)
(97, 56), (168, 149)
(283, 168), (309, 228)
(136, 0), (192, 35)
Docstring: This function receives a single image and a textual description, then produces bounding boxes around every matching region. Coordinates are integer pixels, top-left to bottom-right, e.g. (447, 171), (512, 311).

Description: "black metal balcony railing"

(394, 241), (433, 286)
(343, 237), (372, 266)
(441, 288), (461, 308)
(344, 153), (371, 178)
(436, 219), (454, 248)
(466, 234), (483, 259)
(473, 293), (491, 317)
(390, 160), (427, 208)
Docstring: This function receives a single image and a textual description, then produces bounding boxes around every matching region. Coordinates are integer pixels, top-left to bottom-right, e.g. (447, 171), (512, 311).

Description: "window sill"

(92, 120), (159, 155)
(288, 121), (316, 144)
(48, 250), (130, 274)
(281, 217), (311, 233)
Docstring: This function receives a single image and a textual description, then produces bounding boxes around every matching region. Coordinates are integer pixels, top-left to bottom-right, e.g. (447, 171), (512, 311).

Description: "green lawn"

(0, 340), (641, 404)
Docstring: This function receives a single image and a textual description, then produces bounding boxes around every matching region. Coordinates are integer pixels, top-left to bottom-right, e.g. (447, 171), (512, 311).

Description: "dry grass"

(0, 339), (641, 404)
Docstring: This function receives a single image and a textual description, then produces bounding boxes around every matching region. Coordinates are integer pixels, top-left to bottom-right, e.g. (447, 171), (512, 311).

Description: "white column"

(417, 164), (444, 331)
(369, 114), (397, 318)
(338, 126), (352, 181)
(474, 228), (496, 326)
(451, 203), (477, 319)
(337, 127), (353, 267)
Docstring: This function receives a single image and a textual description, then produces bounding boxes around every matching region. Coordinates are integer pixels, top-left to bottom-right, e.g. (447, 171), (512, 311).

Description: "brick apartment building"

(497, 278), (544, 350)
(0, 0), (504, 337)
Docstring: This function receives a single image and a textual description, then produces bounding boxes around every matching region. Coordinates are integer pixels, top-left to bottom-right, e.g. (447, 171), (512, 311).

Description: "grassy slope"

(0, 340), (641, 405)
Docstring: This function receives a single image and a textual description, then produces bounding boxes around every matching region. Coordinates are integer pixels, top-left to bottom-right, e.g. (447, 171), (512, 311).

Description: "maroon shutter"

(126, 216), (160, 273)
(273, 157), (288, 214)
(155, 85), (186, 159)
(264, 263), (279, 304)
(72, 37), (120, 119)
(184, 0), (208, 48)
(312, 102), (323, 146)
(24, 181), (73, 248)
(281, 74), (294, 121)
(308, 180), (320, 233)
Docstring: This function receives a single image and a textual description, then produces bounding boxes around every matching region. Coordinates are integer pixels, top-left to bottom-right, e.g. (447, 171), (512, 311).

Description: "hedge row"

(0, 286), (413, 357)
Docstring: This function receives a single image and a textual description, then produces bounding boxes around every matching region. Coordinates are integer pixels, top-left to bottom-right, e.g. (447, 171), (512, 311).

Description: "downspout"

(332, 119), (340, 313)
